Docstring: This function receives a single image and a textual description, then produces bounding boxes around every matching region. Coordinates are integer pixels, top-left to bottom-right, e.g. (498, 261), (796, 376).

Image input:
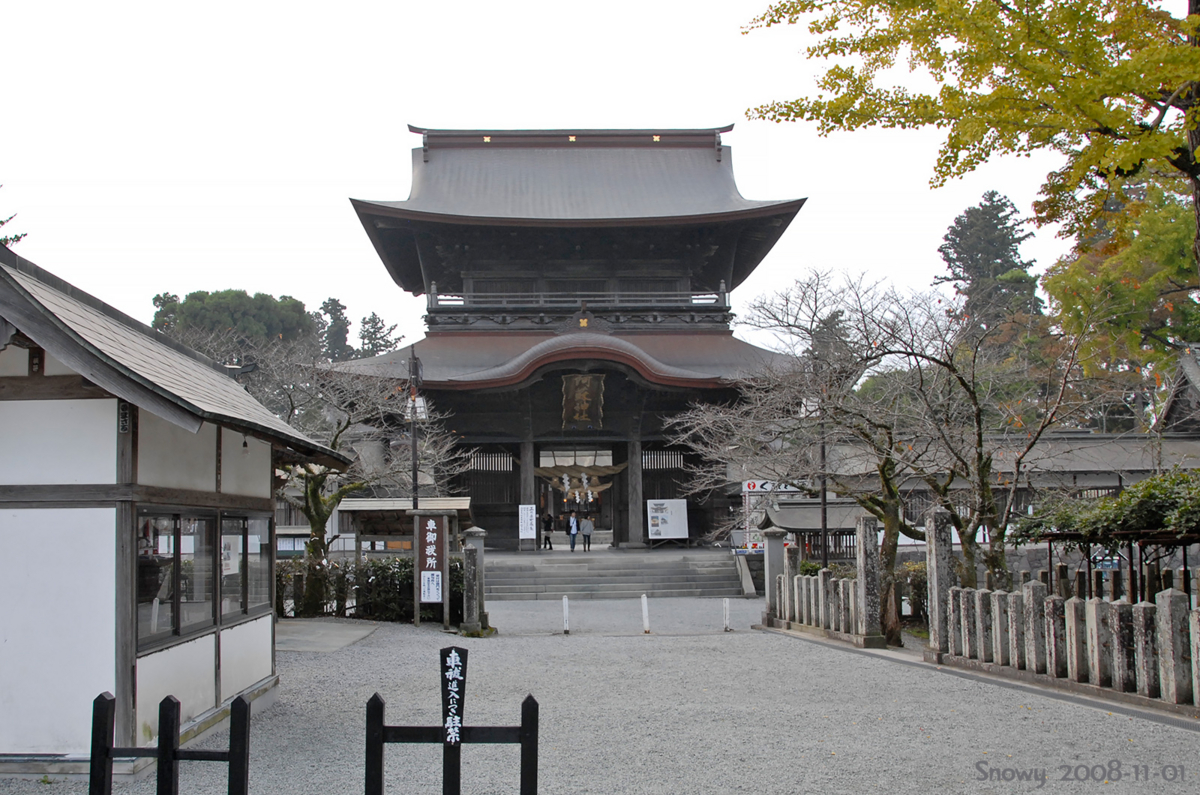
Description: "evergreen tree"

(149, 289), (315, 342)
(936, 192), (1040, 328)
(356, 312), (400, 358)
(0, 186), (26, 247)
(320, 298), (354, 362)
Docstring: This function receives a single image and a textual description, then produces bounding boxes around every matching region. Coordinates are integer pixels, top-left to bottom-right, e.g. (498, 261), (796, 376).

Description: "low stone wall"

(924, 509), (1200, 714)
(765, 516), (886, 649)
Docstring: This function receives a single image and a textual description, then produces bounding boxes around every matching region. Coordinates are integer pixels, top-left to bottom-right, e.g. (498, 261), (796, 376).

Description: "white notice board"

(646, 499), (688, 540)
(518, 504), (537, 540)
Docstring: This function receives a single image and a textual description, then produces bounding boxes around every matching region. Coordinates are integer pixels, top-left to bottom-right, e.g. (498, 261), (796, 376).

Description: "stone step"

(488, 577), (740, 593)
(486, 570), (739, 583)
(481, 553), (744, 600)
(486, 587), (748, 601)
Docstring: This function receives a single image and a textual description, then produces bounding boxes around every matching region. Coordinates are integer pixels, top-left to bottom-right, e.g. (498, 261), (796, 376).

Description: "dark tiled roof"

(0, 249), (344, 464)
(335, 330), (790, 389)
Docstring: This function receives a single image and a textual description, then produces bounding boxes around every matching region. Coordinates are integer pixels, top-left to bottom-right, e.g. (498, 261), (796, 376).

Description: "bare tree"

(170, 328), (470, 614)
(673, 270), (1105, 638)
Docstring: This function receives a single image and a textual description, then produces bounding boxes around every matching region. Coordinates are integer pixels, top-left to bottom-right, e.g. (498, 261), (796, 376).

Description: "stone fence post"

(463, 528), (488, 630)
(460, 545), (482, 636)
(924, 508), (953, 662)
(855, 515), (884, 647)
(1155, 589), (1193, 705)
(763, 529), (787, 625)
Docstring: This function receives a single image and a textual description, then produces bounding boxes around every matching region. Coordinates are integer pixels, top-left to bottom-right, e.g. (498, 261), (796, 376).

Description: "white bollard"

(563, 595), (570, 635)
(642, 593), (651, 634)
(723, 597), (732, 632)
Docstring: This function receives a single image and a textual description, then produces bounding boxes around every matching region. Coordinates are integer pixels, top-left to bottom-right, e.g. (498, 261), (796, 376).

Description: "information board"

(518, 504), (537, 540)
(418, 516), (447, 603)
(646, 499), (688, 540)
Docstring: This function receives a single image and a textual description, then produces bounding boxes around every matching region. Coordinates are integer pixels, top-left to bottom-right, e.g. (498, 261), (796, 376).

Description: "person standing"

(580, 514), (594, 551)
(541, 512), (554, 550)
(568, 510), (579, 552)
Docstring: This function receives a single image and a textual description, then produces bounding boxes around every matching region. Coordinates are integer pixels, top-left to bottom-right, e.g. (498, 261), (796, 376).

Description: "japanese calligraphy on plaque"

(441, 646), (467, 746)
(562, 374), (604, 430)
(418, 516), (446, 603)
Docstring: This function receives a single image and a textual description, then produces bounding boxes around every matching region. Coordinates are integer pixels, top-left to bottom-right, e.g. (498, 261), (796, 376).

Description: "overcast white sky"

(2, 0), (1080, 349)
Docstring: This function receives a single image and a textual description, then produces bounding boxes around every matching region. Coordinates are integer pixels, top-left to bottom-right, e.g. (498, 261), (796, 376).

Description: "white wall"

(136, 635), (216, 744)
(0, 399), (117, 484)
(219, 616), (273, 699)
(43, 351), (75, 376)
(0, 508), (116, 754)
(0, 345), (28, 376)
(220, 429), (272, 498)
(137, 413), (216, 492)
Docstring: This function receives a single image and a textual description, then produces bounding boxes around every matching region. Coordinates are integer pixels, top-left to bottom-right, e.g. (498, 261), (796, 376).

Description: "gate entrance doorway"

(536, 447), (623, 535)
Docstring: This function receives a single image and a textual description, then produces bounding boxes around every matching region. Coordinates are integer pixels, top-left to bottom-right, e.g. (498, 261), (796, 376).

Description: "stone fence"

(763, 517), (886, 649)
(924, 510), (1200, 714)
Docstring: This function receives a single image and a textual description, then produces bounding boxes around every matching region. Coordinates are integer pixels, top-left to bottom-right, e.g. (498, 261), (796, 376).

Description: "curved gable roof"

(0, 248), (346, 465)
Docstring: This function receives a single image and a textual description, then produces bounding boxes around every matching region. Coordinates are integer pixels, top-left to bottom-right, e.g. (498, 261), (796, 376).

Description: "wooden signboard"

(418, 515), (447, 603)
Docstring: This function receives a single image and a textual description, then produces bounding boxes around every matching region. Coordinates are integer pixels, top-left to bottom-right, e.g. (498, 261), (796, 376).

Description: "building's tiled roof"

(335, 330), (791, 389)
(0, 249), (344, 464)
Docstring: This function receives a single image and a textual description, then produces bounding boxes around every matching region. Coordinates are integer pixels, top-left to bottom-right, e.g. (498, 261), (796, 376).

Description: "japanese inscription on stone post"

(441, 646), (468, 746)
(419, 516), (447, 603)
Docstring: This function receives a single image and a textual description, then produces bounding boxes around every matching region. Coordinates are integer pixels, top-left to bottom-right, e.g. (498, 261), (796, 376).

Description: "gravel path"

(8, 596), (1198, 794)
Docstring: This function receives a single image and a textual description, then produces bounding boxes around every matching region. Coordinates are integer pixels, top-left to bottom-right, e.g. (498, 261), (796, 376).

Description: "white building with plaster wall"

(0, 248), (344, 776)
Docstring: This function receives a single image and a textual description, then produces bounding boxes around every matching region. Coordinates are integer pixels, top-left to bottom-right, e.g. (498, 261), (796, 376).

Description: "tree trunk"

(879, 508), (904, 646)
(959, 529), (979, 588)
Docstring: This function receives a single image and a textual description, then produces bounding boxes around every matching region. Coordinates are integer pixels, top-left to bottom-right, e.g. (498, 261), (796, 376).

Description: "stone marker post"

(840, 579), (852, 633)
(961, 589), (978, 660)
(948, 588), (963, 657)
(991, 591), (1010, 666)
(1111, 600), (1136, 693)
(1045, 595), (1068, 678)
(975, 589), (993, 662)
(763, 529), (787, 624)
(463, 528), (488, 630)
(1155, 589), (1193, 705)
(1132, 602), (1159, 698)
(1023, 581), (1048, 674)
(1064, 596), (1088, 683)
(1190, 609), (1200, 707)
(855, 515), (882, 641)
(924, 508), (954, 662)
(1085, 598), (1113, 688)
(460, 546), (482, 636)
(1008, 590), (1025, 670)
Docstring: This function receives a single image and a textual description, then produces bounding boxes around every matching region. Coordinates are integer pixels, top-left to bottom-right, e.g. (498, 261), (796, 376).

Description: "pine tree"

(357, 312), (400, 358)
(320, 298), (354, 362)
(0, 186), (26, 247)
(936, 192), (1040, 328)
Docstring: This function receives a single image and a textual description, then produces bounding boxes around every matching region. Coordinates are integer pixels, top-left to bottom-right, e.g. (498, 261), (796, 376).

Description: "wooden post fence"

(89, 692), (250, 795)
(364, 647), (538, 795)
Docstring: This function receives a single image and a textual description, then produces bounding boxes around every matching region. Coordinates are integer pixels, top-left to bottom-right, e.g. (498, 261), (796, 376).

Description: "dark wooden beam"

(0, 374), (109, 400)
(0, 483), (272, 512)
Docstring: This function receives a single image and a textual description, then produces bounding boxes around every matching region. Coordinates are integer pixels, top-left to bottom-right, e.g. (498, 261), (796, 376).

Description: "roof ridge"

(0, 245), (230, 377)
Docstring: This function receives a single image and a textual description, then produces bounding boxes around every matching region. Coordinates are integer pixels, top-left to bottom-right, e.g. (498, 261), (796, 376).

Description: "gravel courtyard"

(9, 596), (1199, 794)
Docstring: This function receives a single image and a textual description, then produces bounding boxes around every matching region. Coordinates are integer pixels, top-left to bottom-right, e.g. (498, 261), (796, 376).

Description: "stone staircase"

(484, 552), (746, 601)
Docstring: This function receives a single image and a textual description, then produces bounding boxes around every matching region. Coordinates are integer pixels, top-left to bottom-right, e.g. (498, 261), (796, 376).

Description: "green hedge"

(277, 556), (465, 624)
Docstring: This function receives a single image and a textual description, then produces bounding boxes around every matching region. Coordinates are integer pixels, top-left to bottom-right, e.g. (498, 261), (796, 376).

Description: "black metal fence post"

(226, 696), (251, 795)
(519, 695), (538, 795)
(88, 692), (116, 795)
(157, 696), (181, 795)
(365, 694), (386, 795)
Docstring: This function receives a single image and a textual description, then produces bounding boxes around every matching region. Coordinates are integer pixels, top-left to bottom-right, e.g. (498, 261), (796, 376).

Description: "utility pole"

(409, 346), (422, 510)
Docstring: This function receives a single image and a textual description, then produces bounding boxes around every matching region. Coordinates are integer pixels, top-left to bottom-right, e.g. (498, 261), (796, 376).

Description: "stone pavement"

(11, 596), (1199, 794)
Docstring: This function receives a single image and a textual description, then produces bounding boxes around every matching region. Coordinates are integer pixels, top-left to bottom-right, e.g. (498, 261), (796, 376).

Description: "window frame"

(136, 507), (274, 655)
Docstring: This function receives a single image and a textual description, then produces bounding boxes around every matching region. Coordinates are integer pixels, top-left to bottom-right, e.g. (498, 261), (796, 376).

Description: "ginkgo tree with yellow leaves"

(747, 0), (1200, 273)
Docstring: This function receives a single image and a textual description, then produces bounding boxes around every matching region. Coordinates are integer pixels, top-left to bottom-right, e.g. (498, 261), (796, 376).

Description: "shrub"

(275, 556), (465, 624)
